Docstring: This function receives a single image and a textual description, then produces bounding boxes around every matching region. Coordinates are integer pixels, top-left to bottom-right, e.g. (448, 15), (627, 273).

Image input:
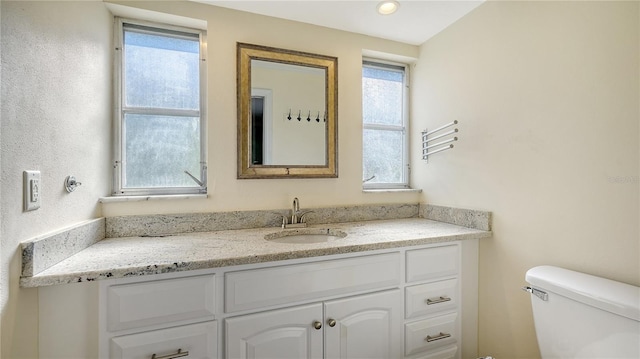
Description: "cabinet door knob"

(327, 318), (337, 327)
(313, 321), (322, 330)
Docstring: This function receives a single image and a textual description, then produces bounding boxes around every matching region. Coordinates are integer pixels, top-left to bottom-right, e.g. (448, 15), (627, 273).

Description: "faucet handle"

(298, 211), (315, 223)
(271, 212), (289, 228)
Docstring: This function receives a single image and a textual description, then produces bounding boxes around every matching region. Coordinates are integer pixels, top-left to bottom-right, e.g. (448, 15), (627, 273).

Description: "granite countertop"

(20, 217), (491, 288)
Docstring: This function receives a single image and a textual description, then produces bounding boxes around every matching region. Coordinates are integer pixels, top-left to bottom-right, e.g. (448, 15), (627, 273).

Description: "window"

(113, 18), (206, 196)
(362, 60), (409, 189)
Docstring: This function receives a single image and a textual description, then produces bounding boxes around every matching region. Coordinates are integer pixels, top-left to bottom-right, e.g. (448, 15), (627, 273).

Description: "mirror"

(237, 43), (338, 178)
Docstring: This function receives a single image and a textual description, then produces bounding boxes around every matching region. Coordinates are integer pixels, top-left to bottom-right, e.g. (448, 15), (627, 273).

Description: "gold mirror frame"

(237, 43), (338, 179)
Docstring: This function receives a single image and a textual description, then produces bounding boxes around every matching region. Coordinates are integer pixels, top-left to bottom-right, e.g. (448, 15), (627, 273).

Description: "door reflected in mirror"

(237, 43), (337, 178)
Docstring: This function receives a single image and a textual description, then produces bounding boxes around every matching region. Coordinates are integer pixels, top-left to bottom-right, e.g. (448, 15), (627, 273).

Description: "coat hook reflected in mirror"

(323, 111), (326, 122)
(297, 110), (301, 121)
(307, 111), (311, 122)
(316, 112), (320, 122)
(287, 109), (292, 120)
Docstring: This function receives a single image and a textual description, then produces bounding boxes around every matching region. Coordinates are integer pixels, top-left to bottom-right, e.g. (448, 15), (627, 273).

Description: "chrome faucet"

(282, 197), (313, 229)
(292, 197), (300, 224)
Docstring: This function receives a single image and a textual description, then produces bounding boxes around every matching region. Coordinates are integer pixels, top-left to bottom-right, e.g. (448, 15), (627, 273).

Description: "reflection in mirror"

(237, 43), (338, 179)
(251, 60), (326, 166)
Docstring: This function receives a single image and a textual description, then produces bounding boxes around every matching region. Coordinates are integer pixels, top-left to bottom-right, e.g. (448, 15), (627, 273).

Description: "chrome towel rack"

(422, 120), (458, 161)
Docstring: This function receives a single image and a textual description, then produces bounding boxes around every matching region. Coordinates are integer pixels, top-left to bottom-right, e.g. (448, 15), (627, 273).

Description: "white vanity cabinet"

(86, 241), (476, 359)
(100, 274), (218, 359)
(224, 252), (403, 358)
(404, 245), (462, 359)
(225, 290), (401, 359)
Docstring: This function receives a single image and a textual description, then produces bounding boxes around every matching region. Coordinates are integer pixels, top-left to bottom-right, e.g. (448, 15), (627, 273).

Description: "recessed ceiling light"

(377, 0), (400, 15)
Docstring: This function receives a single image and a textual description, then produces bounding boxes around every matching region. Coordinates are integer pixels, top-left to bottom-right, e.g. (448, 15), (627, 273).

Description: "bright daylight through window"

(362, 60), (408, 189)
(113, 19), (206, 196)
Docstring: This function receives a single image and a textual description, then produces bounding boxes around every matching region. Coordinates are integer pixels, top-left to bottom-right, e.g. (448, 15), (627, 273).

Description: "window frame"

(362, 58), (410, 190)
(112, 17), (207, 196)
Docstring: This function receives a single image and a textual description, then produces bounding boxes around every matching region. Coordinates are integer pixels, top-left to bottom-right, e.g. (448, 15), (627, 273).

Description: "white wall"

(11, 2), (632, 358)
(101, 0), (421, 217)
(0, 1), (113, 356)
(1, 1), (421, 356)
(0, 1), (3, 354)
(411, 1), (639, 357)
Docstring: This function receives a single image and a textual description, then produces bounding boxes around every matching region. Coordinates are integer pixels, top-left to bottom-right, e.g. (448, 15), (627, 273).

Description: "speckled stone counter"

(20, 218), (491, 288)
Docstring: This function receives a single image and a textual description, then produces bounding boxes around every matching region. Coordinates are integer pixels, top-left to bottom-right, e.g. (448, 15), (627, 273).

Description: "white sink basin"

(265, 229), (347, 244)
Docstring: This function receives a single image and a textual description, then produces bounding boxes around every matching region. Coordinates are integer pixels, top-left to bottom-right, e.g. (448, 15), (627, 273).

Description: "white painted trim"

(105, 3), (207, 30)
(251, 88), (273, 164)
(99, 194), (208, 203)
(362, 58), (410, 189)
(363, 188), (422, 193)
(112, 17), (208, 196)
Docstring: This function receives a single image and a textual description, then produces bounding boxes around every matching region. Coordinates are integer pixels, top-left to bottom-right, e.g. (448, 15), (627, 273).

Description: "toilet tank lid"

(526, 265), (640, 322)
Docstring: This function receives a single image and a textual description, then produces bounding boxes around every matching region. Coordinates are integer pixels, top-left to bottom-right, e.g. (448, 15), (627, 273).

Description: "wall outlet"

(24, 170), (41, 211)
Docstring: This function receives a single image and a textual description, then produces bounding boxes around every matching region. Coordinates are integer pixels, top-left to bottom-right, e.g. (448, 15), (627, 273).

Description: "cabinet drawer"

(225, 253), (401, 313)
(107, 274), (215, 332)
(405, 312), (458, 356)
(110, 321), (217, 359)
(405, 278), (458, 319)
(406, 245), (459, 283)
(410, 344), (458, 359)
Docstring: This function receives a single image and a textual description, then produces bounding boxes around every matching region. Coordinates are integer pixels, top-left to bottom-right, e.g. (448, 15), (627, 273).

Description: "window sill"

(99, 194), (208, 203)
(362, 188), (422, 194)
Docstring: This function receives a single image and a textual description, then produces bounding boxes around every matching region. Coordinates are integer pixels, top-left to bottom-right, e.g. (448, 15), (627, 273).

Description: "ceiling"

(195, 1), (485, 46)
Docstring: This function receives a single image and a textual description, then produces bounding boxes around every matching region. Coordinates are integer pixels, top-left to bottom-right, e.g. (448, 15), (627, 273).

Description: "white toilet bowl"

(525, 265), (640, 359)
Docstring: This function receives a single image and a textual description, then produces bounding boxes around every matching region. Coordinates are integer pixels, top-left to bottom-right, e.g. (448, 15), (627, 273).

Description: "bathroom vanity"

(23, 211), (490, 359)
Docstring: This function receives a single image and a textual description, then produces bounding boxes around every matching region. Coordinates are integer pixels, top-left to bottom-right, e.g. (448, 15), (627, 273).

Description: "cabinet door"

(324, 290), (402, 359)
(225, 303), (323, 359)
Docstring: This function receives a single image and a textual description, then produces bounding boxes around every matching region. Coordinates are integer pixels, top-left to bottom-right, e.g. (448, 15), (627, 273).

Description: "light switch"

(24, 170), (41, 211)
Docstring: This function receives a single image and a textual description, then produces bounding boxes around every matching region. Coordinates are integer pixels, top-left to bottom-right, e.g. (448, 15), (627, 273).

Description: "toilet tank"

(525, 265), (640, 359)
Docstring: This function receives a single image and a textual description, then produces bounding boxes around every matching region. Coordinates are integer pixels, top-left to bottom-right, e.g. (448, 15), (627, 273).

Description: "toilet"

(524, 265), (640, 359)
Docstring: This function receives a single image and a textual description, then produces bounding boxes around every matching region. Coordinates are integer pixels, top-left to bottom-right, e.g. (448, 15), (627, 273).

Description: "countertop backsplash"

(21, 218), (105, 277)
(421, 204), (492, 231)
(105, 203), (420, 238)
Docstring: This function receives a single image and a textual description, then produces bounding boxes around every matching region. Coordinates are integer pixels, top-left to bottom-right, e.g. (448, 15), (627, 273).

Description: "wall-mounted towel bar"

(422, 120), (458, 161)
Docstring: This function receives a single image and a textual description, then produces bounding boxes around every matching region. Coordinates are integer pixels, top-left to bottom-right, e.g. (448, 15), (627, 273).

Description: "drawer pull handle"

(425, 332), (451, 342)
(151, 349), (189, 359)
(426, 296), (451, 305)
(313, 321), (322, 330)
(327, 318), (337, 327)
